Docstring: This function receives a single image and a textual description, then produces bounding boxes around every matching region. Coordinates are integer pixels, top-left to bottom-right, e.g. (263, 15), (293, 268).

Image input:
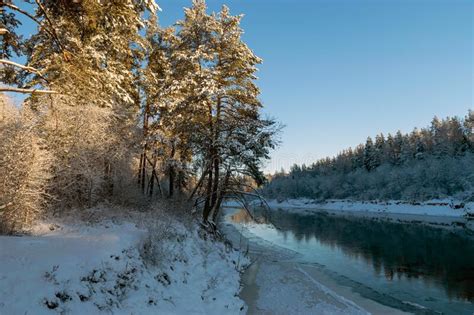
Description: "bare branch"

(0, 87), (58, 94)
(33, 0), (67, 54)
(188, 162), (212, 201)
(2, 1), (66, 54)
(225, 192), (258, 223)
(1, 59), (43, 75)
(2, 2), (42, 26)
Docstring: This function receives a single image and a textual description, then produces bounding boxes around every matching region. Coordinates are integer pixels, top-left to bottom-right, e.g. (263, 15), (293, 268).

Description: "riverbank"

(221, 209), (410, 315)
(0, 206), (248, 314)
(261, 198), (474, 230)
(222, 206), (474, 315)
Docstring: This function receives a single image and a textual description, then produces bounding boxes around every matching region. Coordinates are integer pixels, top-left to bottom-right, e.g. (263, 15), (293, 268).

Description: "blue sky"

(11, 0), (473, 173)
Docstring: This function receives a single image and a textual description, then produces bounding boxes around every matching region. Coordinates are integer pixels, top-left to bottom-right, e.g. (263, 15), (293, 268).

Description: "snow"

(222, 212), (407, 315)
(0, 209), (248, 314)
(248, 262), (370, 315)
(262, 198), (473, 218)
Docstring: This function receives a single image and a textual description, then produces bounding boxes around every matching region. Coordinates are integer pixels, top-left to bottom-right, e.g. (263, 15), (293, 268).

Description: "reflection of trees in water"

(257, 209), (474, 301)
(230, 209), (254, 224)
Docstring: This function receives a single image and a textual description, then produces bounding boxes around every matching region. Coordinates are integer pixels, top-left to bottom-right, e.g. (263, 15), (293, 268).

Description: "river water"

(222, 207), (474, 315)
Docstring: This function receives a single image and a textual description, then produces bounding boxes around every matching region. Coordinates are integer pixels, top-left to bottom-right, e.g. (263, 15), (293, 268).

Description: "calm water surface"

(225, 207), (474, 315)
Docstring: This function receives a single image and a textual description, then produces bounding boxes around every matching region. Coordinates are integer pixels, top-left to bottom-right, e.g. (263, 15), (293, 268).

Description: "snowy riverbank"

(257, 198), (474, 228)
(0, 206), (248, 314)
(264, 198), (473, 217)
(221, 209), (409, 315)
(222, 205), (474, 315)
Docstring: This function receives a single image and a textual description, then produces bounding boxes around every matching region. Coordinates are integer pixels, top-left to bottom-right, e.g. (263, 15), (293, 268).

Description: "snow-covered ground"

(243, 261), (373, 315)
(263, 198), (473, 217)
(221, 210), (409, 315)
(0, 207), (248, 314)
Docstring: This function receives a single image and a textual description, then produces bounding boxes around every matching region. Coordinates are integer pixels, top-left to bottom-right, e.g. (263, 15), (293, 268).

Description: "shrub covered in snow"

(0, 97), (52, 234)
(34, 99), (139, 210)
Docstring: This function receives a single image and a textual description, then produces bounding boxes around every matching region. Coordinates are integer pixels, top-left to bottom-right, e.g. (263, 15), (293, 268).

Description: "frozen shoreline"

(221, 210), (409, 315)
(222, 205), (474, 315)
(265, 198), (472, 216)
(254, 198), (474, 228)
(240, 258), (410, 315)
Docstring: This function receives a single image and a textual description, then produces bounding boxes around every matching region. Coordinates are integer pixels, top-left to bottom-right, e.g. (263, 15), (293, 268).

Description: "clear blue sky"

(12, 0), (473, 173)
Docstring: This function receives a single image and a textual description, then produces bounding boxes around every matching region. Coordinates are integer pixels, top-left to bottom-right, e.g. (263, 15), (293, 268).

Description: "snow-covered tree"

(1, 0), (279, 232)
(144, 1), (278, 222)
(363, 137), (377, 171)
(1, 0), (61, 94)
(262, 111), (474, 202)
(22, 0), (159, 208)
(0, 95), (52, 233)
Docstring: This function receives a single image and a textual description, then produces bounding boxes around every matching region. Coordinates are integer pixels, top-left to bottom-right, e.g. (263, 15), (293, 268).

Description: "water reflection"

(231, 208), (474, 302)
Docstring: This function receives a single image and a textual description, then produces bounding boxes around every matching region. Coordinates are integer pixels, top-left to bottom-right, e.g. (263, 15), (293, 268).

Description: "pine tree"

(352, 144), (365, 169)
(139, 14), (176, 197)
(205, 4), (276, 221)
(412, 129), (425, 160)
(374, 133), (385, 166)
(385, 133), (396, 165)
(26, 0), (158, 108)
(1, 1), (60, 94)
(158, 1), (278, 222)
(363, 137), (376, 171)
(465, 110), (474, 151)
(1, 0), (23, 85)
(393, 131), (404, 165)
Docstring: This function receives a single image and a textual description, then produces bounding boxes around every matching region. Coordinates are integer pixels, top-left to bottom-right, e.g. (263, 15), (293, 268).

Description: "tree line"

(263, 112), (474, 201)
(0, 0), (278, 233)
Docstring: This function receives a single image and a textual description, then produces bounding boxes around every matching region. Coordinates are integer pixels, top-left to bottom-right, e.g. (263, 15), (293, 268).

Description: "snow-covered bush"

(0, 97), (52, 234)
(138, 200), (195, 267)
(140, 216), (184, 267)
(34, 97), (139, 210)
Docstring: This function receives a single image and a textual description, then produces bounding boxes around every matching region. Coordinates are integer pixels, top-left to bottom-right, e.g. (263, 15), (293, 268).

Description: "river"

(221, 207), (474, 315)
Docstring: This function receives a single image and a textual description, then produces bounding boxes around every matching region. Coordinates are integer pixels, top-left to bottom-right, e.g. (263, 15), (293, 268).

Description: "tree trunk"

(149, 163), (155, 197)
(211, 168), (231, 223)
(140, 101), (150, 194)
(210, 151), (219, 209)
(104, 160), (113, 196)
(141, 149), (147, 194)
(202, 170), (213, 222)
(168, 142), (176, 198)
(169, 168), (174, 197)
(148, 154), (158, 198)
(156, 172), (163, 198)
(189, 161), (211, 201)
(137, 153), (143, 184)
(210, 96), (221, 209)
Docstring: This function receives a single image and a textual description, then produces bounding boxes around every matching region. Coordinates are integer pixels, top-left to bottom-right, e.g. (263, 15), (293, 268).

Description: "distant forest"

(262, 111), (474, 201)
